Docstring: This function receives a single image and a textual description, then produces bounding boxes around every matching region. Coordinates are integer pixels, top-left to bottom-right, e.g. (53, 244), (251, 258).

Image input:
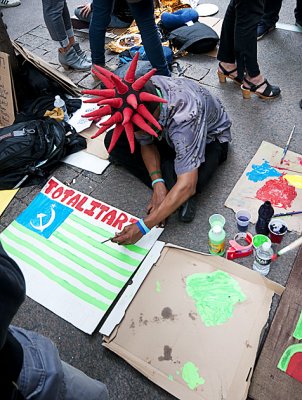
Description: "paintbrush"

(273, 211), (302, 218)
(101, 237), (113, 244)
(280, 125), (295, 164)
(271, 236), (302, 261)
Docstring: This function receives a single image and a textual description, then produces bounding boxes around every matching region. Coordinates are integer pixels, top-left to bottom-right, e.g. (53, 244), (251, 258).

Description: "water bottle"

(255, 201), (274, 235)
(209, 225), (226, 256)
(252, 241), (274, 276)
(54, 95), (69, 121)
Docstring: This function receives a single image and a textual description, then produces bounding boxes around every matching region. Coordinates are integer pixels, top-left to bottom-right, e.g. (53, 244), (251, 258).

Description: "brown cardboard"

(103, 245), (284, 400)
(12, 41), (80, 97)
(0, 52), (15, 127)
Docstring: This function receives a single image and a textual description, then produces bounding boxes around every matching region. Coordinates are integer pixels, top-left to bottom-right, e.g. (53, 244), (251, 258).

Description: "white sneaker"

(0, 0), (21, 7)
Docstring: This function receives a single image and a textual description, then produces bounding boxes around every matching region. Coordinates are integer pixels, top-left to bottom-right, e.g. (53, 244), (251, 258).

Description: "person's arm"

(112, 143), (198, 245)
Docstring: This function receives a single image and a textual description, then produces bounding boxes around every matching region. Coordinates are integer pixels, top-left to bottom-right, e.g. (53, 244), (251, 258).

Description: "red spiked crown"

(81, 52), (167, 153)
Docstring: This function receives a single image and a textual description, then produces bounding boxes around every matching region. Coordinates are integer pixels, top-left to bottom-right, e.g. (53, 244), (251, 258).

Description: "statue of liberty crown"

(82, 52), (167, 153)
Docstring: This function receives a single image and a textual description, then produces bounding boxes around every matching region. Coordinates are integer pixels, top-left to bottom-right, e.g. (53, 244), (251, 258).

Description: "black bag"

(168, 21), (219, 54)
(0, 119), (87, 189)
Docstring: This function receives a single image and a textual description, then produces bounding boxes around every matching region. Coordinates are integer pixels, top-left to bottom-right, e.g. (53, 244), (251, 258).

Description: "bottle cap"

(55, 95), (60, 100)
(262, 241), (271, 251)
(212, 225), (222, 234)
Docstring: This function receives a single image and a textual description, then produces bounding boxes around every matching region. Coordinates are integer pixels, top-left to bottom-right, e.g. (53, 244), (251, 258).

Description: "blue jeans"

(89, 0), (171, 76)
(42, 0), (74, 48)
(10, 326), (109, 400)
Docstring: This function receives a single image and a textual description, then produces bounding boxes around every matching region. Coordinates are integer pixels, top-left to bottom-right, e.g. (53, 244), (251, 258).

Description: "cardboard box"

(0, 52), (15, 127)
(103, 244), (284, 400)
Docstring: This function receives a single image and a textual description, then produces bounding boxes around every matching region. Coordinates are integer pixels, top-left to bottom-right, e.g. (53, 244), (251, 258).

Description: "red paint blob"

(286, 352), (302, 382)
(298, 157), (302, 166)
(256, 176), (297, 209)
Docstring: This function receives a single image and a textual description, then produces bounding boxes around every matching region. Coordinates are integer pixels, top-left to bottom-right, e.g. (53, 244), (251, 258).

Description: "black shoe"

(257, 22), (275, 40)
(178, 196), (197, 223)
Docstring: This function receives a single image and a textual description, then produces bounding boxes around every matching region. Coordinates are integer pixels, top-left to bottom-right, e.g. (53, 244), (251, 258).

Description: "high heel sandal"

(241, 78), (281, 100)
(217, 62), (242, 85)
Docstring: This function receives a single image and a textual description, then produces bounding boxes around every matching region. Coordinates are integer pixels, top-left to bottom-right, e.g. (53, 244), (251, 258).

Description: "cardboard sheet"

(0, 177), (163, 333)
(225, 141), (302, 233)
(12, 41), (80, 97)
(103, 245), (283, 400)
(0, 52), (15, 127)
(0, 189), (18, 216)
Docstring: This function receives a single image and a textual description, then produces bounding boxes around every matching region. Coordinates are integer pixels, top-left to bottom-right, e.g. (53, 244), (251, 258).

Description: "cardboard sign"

(0, 52), (15, 127)
(103, 245), (284, 400)
(0, 177), (163, 334)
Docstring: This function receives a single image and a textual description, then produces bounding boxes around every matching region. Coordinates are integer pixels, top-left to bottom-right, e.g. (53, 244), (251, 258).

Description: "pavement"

(1, 0), (302, 399)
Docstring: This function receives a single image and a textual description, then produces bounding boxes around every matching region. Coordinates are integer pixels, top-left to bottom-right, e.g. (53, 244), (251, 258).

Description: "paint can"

(268, 219), (288, 244)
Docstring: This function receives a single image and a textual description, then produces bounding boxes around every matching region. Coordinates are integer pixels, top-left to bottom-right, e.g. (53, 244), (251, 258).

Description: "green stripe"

(62, 222), (140, 267)
(3, 228), (116, 301)
(69, 214), (148, 256)
(1, 239), (109, 311)
(54, 230), (133, 277)
(10, 221), (124, 289)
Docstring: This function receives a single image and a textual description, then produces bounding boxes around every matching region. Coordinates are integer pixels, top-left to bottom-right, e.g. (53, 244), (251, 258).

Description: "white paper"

(62, 150), (110, 174)
(69, 97), (99, 133)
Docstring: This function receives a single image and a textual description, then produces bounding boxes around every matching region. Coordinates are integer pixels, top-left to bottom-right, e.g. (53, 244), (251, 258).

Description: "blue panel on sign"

(16, 193), (73, 238)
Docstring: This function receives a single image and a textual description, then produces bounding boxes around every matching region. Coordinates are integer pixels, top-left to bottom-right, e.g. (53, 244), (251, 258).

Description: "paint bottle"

(209, 225), (226, 256)
(252, 241), (274, 276)
(255, 201), (274, 236)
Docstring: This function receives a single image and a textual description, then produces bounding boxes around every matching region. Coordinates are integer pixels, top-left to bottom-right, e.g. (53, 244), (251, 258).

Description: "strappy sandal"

(217, 62), (243, 85)
(241, 78), (281, 99)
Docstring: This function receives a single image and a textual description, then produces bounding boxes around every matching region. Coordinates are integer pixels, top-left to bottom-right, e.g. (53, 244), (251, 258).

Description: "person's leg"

(217, 0), (243, 83)
(233, 0), (263, 81)
(61, 361), (109, 400)
(89, 0), (113, 66)
(42, 0), (91, 70)
(262, 0), (283, 27)
(74, 6), (92, 23)
(196, 140), (228, 193)
(127, 0), (171, 76)
(42, 0), (70, 48)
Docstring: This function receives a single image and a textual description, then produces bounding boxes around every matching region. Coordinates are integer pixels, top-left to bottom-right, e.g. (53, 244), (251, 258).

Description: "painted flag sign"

(0, 177), (163, 334)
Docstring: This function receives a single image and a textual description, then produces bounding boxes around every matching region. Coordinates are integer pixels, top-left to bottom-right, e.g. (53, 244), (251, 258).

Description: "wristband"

(150, 170), (161, 177)
(136, 219), (151, 235)
(151, 178), (165, 187)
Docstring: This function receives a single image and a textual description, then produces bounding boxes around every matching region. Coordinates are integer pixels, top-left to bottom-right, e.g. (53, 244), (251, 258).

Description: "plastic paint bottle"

(255, 201), (274, 236)
(252, 241), (274, 276)
(209, 225), (226, 256)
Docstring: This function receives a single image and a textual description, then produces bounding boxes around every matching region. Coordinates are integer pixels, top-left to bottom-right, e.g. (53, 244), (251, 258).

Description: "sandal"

(217, 62), (242, 85)
(241, 78), (281, 99)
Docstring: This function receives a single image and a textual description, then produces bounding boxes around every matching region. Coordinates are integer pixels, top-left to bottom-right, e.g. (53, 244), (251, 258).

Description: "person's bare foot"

(218, 62), (238, 80)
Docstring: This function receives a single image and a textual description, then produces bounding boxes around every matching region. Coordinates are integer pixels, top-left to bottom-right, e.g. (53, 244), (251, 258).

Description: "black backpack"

(0, 119), (87, 189)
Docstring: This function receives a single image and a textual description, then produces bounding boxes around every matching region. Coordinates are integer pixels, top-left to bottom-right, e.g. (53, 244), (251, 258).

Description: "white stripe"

(4, 228), (114, 305)
(58, 223), (138, 273)
(276, 22), (302, 33)
(66, 217), (145, 262)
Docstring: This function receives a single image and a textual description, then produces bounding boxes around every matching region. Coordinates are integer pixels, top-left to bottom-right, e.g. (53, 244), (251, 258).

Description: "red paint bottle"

(255, 201), (275, 236)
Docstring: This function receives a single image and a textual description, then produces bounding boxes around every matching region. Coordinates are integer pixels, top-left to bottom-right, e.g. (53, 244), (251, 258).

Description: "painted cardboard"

(103, 244), (284, 400)
(225, 141), (302, 233)
(0, 52), (15, 127)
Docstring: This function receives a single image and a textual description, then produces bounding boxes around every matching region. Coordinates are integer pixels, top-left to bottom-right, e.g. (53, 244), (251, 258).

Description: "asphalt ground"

(1, 0), (302, 399)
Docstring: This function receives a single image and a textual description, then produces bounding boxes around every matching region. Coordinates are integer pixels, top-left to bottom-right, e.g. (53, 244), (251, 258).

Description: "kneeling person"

(82, 54), (231, 244)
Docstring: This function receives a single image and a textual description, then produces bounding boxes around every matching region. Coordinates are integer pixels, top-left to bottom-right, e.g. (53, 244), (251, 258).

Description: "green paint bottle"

(208, 225), (226, 256)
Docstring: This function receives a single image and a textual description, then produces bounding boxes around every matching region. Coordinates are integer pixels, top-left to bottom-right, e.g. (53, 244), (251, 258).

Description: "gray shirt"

(135, 76), (232, 175)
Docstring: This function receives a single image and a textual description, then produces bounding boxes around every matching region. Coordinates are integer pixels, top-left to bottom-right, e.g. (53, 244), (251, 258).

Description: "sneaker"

(0, 0), (21, 7)
(257, 22), (276, 40)
(178, 196), (197, 223)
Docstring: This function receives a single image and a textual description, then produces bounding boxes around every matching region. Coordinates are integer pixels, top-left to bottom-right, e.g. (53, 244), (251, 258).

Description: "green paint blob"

(176, 370), (180, 375)
(168, 374), (174, 381)
(186, 270), (246, 326)
(278, 343), (302, 371)
(156, 281), (161, 293)
(293, 311), (302, 340)
(182, 361), (205, 390)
